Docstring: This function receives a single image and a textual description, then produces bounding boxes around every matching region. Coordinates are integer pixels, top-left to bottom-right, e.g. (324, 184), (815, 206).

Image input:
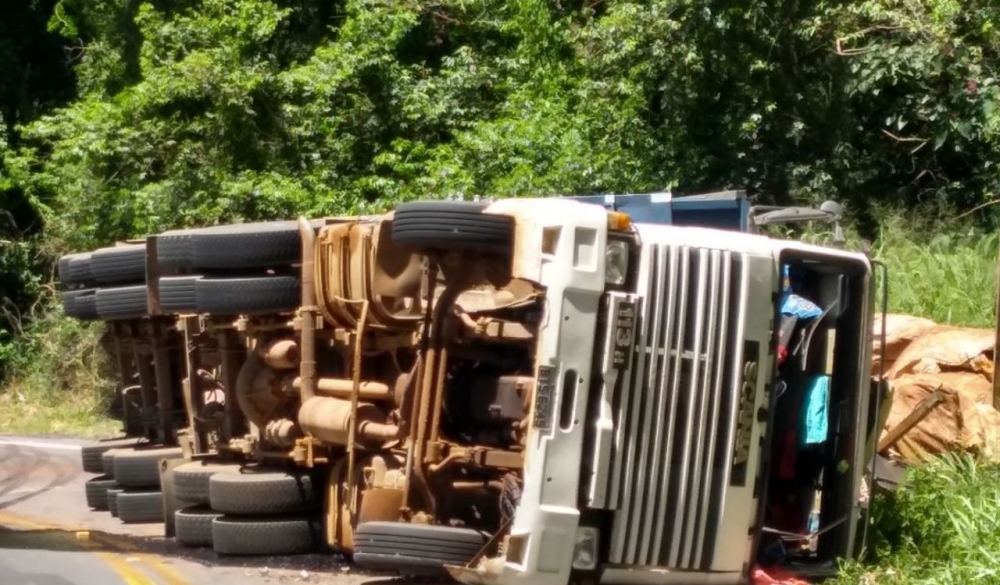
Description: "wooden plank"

(877, 388), (944, 454)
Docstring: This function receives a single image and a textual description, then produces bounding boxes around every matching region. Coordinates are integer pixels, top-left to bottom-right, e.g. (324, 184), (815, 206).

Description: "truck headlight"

(605, 240), (630, 286)
(572, 526), (599, 571)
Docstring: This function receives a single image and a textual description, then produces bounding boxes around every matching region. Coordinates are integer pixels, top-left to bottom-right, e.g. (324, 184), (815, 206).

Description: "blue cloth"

(802, 375), (830, 445)
(781, 293), (823, 320)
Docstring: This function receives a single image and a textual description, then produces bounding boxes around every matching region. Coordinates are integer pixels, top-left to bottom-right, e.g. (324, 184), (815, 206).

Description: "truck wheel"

(61, 289), (98, 320)
(85, 476), (118, 510)
(57, 253), (77, 283)
(91, 244), (147, 285)
(113, 447), (183, 488)
(391, 201), (514, 254)
(159, 276), (201, 314)
(158, 221), (308, 270)
(81, 439), (141, 474)
(117, 490), (164, 523)
(174, 462), (237, 505)
(96, 286), (149, 320)
(208, 468), (317, 515)
(212, 516), (320, 556)
(61, 253), (95, 286)
(107, 487), (124, 517)
(102, 450), (119, 477)
(194, 276), (300, 315)
(353, 521), (489, 575)
(175, 506), (223, 547)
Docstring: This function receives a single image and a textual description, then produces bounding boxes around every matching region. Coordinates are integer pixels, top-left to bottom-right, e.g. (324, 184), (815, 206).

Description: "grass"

(0, 294), (122, 438)
(830, 454), (1000, 585)
(871, 214), (998, 328)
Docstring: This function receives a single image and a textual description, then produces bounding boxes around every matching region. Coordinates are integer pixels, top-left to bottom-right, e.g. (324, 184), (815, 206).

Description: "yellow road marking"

(136, 553), (187, 585)
(96, 552), (157, 585)
(0, 509), (189, 584)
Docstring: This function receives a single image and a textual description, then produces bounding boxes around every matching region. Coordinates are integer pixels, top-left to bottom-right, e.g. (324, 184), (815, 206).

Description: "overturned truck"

(63, 196), (881, 585)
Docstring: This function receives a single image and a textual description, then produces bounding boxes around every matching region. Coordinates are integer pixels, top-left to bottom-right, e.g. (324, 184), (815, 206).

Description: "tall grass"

(872, 215), (998, 328)
(831, 455), (1000, 585)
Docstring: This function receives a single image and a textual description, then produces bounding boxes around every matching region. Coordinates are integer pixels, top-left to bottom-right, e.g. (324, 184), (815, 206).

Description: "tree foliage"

(3, 0), (1000, 375)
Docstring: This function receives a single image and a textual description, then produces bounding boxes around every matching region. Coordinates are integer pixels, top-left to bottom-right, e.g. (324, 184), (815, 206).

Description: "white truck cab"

(404, 198), (875, 585)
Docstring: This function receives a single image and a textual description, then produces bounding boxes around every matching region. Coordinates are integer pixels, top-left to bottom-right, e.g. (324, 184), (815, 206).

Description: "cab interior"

(753, 251), (871, 580)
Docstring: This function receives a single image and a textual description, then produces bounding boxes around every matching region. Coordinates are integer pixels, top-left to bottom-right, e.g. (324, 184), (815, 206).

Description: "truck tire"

(391, 201), (514, 254)
(85, 476), (118, 510)
(208, 468), (317, 515)
(96, 286), (149, 320)
(158, 221), (306, 270)
(159, 276), (200, 314)
(113, 447), (183, 488)
(212, 516), (320, 556)
(65, 254), (95, 286)
(62, 289), (99, 320)
(107, 487), (124, 517)
(174, 462), (237, 505)
(57, 253), (77, 283)
(91, 244), (147, 285)
(194, 276), (299, 315)
(175, 507), (223, 547)
(353, 521), (488, 575)
(81, 439), (141, 474)
(117, 489), (164, 523)
(102, 450), (119, 477)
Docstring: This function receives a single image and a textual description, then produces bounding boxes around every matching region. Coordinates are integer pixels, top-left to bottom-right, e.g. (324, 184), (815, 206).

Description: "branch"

(881, 129), (928, 143)
(954, 198), (1000, 221)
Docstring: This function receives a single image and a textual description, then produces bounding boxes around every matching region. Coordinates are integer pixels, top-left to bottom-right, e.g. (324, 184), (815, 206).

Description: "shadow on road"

(0, 524), (452, 585)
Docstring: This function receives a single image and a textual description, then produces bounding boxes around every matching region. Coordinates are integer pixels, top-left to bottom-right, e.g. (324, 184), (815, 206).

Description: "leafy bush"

(0, 294), (120, 437)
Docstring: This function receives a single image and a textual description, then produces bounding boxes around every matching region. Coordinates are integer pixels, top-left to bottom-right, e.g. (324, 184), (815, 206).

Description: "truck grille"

(606, 242), (747, 569)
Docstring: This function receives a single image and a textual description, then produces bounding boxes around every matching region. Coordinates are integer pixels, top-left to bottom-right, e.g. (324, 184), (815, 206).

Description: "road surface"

(0, 436), (424, 585)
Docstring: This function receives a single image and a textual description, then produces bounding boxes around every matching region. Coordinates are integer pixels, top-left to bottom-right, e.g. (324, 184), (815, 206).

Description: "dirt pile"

(875, 314), (1000, 463)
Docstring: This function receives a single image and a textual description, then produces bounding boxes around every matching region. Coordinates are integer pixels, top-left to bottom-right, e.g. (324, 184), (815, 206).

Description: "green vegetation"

(831, 454), (1000, 585)
(873, 215), (998, 328)
(0, 294), (120, 437)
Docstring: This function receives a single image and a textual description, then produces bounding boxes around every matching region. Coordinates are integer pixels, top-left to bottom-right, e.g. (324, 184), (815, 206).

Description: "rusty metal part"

(401, 260), (436, 513)
(298, 396), (400, 445)
(217, 328), (245, 440)
(263, 338), (299, 369)
(263, 418), (302, 447)
(394, 370), (415, 410)
(111, 327), (140, 437)
(326, 453), (404, 551)
(234, 352), (287, 427)
(428, 447), (524, 473)
(150, 332), (176, 443)
(358, 488), (405, 524)
(411, 263), (467, 515)
(133, 344), (156, 438)
(428, 343), (449, 455)
(290, 377), (393, 401)
(298, 216), (318, 403)
(346, 300), (371, 511)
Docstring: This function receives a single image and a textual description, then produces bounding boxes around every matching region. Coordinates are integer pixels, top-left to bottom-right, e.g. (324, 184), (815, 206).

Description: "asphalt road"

(0, 436), (425, 585)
